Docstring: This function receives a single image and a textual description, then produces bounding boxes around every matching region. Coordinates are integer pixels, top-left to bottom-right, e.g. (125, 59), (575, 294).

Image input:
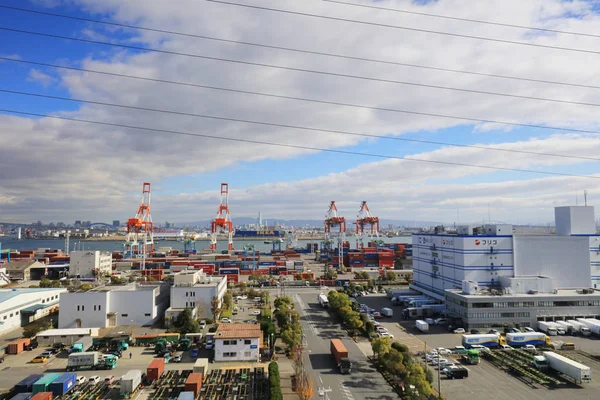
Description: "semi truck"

(415, 320), (429, 333)
(567, 320), (592, 336)
(576, 318), (600, 335)
(69, 337), (93, 353)
(542, 351), (591, 384)
(318, 293), (329, 308)
(461, 349), (480, 365)
(66, 352), (117, 371)
(505, 332), (550, 347)
(391, 295), (428, 306)
(555, 321), (575, 335)
(330, 339), (352, 374)
(461, 334), (504, 348)
(537, 321), (558, 336)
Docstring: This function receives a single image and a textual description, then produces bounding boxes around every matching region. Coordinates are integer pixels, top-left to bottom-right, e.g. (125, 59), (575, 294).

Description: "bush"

(391, 342), (409, 353)
(269, 362), (283, 400)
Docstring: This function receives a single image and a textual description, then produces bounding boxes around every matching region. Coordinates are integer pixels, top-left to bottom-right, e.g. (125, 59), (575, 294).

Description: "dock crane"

(324, 201), (346, 269)
(123, 182), (154, 267)
(355, 201), (380, 249)
(210, 183), (233, 252)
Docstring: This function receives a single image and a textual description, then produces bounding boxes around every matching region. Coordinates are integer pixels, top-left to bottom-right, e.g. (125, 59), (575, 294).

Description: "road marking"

(339, 383), (355, 400)
(294, 294), (319, 336)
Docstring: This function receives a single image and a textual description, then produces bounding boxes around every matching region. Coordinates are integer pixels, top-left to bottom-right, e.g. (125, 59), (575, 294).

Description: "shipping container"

(9, 393), (32, 400)
(7, 338), (31, 355)
(32, 374), (61, 394)
(147, 359), (165, 381)
(29, 393), (52, 400)
(120, 370), (142, 394)
(49, 373), (76, 396)
(14, 375), (43, 394)
(178, 392), (195, 400)
(184, 373), (203, 396)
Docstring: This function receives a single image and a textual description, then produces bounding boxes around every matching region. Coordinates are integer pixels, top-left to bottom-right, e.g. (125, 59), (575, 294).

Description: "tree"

(338, 306), (354, 320)
(405, 364), (432, 397)
(211, 296), (222, 321)
(23, 323), (45, 338)
(322, 268), (337, 280)
(371, 337), (392, 358)
(169, 308), (201, 335)
(384, 271), (398, 282)
(354, 271), (370, 280)
(239, 282), (247, 293)
(392, 342), (409, 354)
(39, 278), (61, 288)
(79, 284), (92, 291)
(274, 296), (292, 310)
(346, 313), (364, 330)
(281, 327), (301, 348)
(297, 376), (314, 400)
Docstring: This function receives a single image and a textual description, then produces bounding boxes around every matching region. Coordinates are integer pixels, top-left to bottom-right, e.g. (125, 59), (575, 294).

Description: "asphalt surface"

(289, 289), (400, 400)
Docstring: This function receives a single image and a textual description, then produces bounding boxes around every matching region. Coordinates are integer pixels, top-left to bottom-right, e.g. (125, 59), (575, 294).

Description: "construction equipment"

(355, 201), (379, 249)
(123, 182), (154, 265)
(210, 183), (233, 252)
(324, 201), (346, 269)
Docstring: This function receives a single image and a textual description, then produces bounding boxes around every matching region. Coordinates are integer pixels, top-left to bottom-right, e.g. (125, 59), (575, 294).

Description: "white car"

(221, 318), (232, 323)
(500, 344), (514, 351)
(377, 332), (394, 339)
(453, 328), (466, 334)
(250, 310), (261, 316)
(432, 357), (448, 366)
(205, 342), (214, 350)
(88, 376), (101, 385)
(435, 318), (448, 325)
(319, 286), (328, 290)
(199, 320), (206, 329)
(523, 327), (535, 332)
(76, 376), (86, 386)
(523, 344), (536, 351)
(437, 348), (452, 355)
(376, 326), (387, 333)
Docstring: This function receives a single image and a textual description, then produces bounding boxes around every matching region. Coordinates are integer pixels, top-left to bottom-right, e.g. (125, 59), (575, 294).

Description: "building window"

(77, 305), (80, 311)
(10, 313), (13, 317)
(122, 314), (128, 317)
(3, 316), (6, 320)
(223, 352), (236, 357)
(98, 305), (101, 311)
(244, 351), (251, 357)
(82, 305), (84, 311)
(94, 305), (97, 311)
(244, 340), (252, 345)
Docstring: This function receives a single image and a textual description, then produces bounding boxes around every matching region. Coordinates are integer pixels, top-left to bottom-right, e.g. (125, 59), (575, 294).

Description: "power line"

(2, 88), (599, 163)
(2, 5), (597, 91)
(322, 0), (600, 39)
(1, 107), (598, 180)
(4, 27), (600, 109)
(206, 0), (600, 55)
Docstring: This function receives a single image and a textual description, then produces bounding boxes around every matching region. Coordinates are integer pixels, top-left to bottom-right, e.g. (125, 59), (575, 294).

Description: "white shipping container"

(120, 370), (142, 394)
(67, 351), (99, 367)
(543, 351), (591, 383)
(576, 319), (600, 335)
(415, 320), (429, 332)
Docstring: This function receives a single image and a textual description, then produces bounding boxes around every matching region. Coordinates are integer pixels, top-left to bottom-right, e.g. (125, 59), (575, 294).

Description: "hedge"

(269, 362), (283, 400)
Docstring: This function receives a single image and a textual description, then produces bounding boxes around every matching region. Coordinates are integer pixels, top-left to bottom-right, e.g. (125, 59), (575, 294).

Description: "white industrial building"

(166, 270), (227, 323)
(69, 250), (112, 278)
(412, 206), (600, 300)
(36, 327), (100, 346)
(58, 283), (169, 328)
(214, 323), (262, 362)
(0, 288), (66, 335)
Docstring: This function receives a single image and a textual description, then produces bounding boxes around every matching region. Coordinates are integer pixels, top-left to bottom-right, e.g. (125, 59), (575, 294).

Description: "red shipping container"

(30, 393), (52, 400)
(7, 338), (31, 355)
(184, 373), (203, 396)
(147, 359), (165, 381)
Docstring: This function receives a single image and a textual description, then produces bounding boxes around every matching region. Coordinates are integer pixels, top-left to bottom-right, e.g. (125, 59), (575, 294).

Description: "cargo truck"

(542, 351), (591, 384)
(566, 320), (592, 336)
(120, 370), (142, 396)
(505, 332), (550, 347)
(406, 299), (438, 308)
(461, 334), (504, 348)
(415, 320), (429, 333)
(555, 321), (575, 335)
(387, 289), (419, 299)
(537, 321), (558, 336)
(402, 304), (446, 319)
(69, 337), (93, 353)
(381, 308), (393, 317)
(461, 349), (480, 365)
(576, 318), (600, 335)
(330, 339), (352, 374)
(66, 352), (117, 371)
(318, 293), (329, 308)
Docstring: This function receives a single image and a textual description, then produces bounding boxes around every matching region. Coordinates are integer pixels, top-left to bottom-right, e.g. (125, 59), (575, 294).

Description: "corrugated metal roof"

(0, 288), (65, 305)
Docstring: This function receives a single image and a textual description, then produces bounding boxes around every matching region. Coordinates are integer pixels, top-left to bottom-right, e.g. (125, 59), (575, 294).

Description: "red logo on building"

(475, 240), (480, 246)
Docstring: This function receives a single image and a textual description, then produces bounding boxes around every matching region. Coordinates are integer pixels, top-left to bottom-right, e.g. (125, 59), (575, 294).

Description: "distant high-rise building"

(165, 221), (171, 229)
(112, 220), (120, 228)
(257, 212), (263, 228)
(74, 220), (82, 228)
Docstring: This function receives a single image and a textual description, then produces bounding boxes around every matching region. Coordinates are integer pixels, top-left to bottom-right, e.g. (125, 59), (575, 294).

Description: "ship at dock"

(234, 229), (284, 238)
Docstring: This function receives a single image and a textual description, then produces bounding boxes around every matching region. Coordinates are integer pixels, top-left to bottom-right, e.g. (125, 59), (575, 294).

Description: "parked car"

(253, 297), (262, 302)
(488, 329), (500, 335)
(432, 357), (448, 366)
(88, 376), (101, 385)
(172, 354), (183, 363)
(424, 318), (435, 325)
(434, 318), (448, 325)
(453, 328), (466, 334)
(191, 348), (199, 358)
(221, 318), (232, 323)
(104, 376), (116, 385)
(470, 329), (480, 334)
(437, 348), (452, 355)
(250, 310), (261, 316)
(377, 332), (394, 339)
(205, 342), (214, 350)
(500, 345), (514, 351)
(523, 344), (536, 351)
(40, 350), (53, 358)
(523, 327), (535, 332)
(31, 355), (47, 363)
(319, 286), (328, 290)
(373, 312), (383, 319)
(76, 376), (86, 385)
(200, 320), (206, 329)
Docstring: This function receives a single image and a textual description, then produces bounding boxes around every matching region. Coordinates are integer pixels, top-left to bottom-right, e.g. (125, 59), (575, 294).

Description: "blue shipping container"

(50, 373), (77, 396)
(14, 375), (44, 394)
(178, 392), (195, 400)
(10, 393), (32, 400)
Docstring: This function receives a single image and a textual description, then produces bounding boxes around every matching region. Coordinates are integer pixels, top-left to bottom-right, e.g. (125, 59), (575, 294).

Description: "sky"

(2, 0), (600, 225)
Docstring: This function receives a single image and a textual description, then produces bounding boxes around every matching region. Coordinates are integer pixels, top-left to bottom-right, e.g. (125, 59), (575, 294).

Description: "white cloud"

(26, 68), (56, 87)
(2, 0), (600, 223)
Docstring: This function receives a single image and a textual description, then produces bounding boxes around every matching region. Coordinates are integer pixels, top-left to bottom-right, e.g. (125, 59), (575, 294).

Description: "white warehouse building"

(166, 270), (227, 323)
(0, 288), (66, 335)
(412, 206), (600, 300)
(58, 283), (169, 328)
(69, 250), (112, 278)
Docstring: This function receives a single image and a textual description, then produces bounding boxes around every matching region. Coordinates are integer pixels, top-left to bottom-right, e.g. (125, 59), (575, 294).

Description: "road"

(283, 288), (400, 400)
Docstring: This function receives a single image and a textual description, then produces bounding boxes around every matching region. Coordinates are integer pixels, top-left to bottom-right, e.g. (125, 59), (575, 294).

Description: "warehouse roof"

(0, 288), (65, 305)
(4, 260), (41, 271)
(215, 323), (261, 339)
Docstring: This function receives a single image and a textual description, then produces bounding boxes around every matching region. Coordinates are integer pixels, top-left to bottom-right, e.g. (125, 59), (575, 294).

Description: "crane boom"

(210, 183), (234, 251)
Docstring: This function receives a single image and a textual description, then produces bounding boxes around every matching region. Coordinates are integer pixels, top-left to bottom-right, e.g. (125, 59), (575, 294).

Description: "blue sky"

(1, 0), (600, 224)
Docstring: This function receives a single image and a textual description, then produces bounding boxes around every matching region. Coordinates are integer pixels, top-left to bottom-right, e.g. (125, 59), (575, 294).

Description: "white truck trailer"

(555, 321), (574, 335)
(549, 322), (566, 335)
(542, 351), (591, 384)
(576, 319), (600, 335)
(120, 370), (142, 395)
(567, 320), (592, 336)
(415, 320), (429, 333)
(318, 293), (329, 308)
(537, 321), (558, 336)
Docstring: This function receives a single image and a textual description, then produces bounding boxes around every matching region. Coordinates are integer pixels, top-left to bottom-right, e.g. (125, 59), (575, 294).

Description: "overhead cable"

(2, 88), (599, 163)
(1, 107), (598, 180)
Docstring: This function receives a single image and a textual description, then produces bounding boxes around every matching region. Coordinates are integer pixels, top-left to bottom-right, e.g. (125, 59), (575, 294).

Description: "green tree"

(338, 306), (354, 320)
(371, 337), (392, 358)
(274, 296), (292, 310)
(40, 277), (60, 288)
(354, 271), (370, 280)
(384, 271), (398, 282)
(169, 308), (201, 335)
(280, 327), (300, 348)
(405, 364), (432, 397)
(239, 282), (247, 293)
(346, 313), (364, 330)
(211, 296), (222, 321)
(79, 283), (92, 291)
(322, 268), (337, 280)
(391, 342), (409, 354)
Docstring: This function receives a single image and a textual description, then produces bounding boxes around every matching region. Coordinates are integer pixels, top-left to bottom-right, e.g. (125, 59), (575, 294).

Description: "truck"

(391, 295), (428, 306)
(381, 308), (393, 317)
(69, 337), (93, 353)
(406, 299), (438, 308)
(402, 304), (446, 319)
(505, 332), (550, 347)
(178, 338), (191, 351)
(576, 318), (600, 335)
(386, 289), (419, 299)
(538, 321), (558, 336)
(567, 320), (592, 336)
(532, 355), (549, 371)
(66, 352), (117, 371)
(49, 373), (76, 397)
(330, 339), (352, 374)
(542, 351), (591, 384)
(415, 320), (429, 333)
(462, 334), (504, 348)
(461, 349), (480, 365)
(318, 293), (329, 308)
(120, 370), (142, 396)
(555, 320), (575, 335)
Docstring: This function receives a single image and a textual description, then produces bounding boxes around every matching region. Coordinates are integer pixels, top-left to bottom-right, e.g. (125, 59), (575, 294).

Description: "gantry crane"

(210, 183), (233, 252)
(355, 201), (380, 249)
(324, 201), (346, 269)
(124, 182), (154, 266)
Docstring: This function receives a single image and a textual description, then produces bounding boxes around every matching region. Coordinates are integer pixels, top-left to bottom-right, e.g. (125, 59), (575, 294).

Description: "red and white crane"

(324, 201), (346, 269)
(124, 182), (154, 266)
(210, 183), (233, 252)
(355, 201), (380, 249)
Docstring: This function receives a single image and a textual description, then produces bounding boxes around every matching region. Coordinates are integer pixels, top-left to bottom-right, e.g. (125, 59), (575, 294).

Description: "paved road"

(290, 290), (400, 400)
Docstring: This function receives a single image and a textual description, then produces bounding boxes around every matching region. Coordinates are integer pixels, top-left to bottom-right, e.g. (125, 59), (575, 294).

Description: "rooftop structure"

(166, 270), (227, 322)
(0, 288), (66, 335)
